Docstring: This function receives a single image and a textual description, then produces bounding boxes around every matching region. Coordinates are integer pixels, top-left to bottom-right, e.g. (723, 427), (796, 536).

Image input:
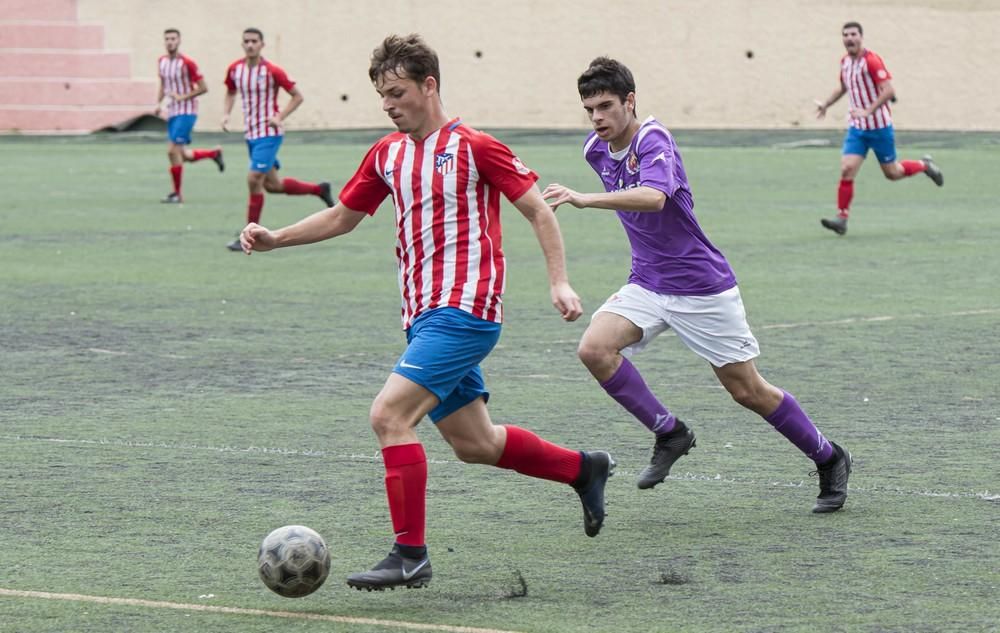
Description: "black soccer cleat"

(318, 181), (336, 207)
(212, 148), (225, 173)
(573, 450), (615, 537)
(821, 216), (848, 236)
(637, 422), (696, 490)
(921, 154), (943, 186)
(811, 442), (852, 513)
(346, 544), (432, 591)
(225, 237), (243, 252)
(161, 192), (182, 204)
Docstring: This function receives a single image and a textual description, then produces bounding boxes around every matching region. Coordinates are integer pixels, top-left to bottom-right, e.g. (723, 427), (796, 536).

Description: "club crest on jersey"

(512, 157), (531, 175)
(626, 152), (640, 175)
(435, 152), (455, 175)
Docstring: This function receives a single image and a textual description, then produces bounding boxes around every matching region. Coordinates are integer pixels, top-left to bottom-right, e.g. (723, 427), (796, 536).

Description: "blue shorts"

(393, 307), (501, 423)
(246, 136), (283, 173)
(167, 114), (197, 145)
(842, 125), (897, 164)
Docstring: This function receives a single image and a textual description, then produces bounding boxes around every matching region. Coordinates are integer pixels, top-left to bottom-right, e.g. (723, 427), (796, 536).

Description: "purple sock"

(763, 391), (834, 463)
(599, 357), (676, 435)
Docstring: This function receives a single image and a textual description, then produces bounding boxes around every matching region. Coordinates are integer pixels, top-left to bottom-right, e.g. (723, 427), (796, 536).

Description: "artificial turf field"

(1, 130), (997, 633)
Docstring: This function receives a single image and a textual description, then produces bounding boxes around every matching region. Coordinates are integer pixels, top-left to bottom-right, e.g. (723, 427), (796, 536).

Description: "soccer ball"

(257, 525), (331, 598)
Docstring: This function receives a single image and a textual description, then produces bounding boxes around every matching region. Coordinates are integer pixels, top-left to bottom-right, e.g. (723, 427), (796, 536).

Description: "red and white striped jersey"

(158, 54), (203, 117)
(840, 49), (893, 130)
(339, 119), (539, 329)
(224, 58), (296, 140)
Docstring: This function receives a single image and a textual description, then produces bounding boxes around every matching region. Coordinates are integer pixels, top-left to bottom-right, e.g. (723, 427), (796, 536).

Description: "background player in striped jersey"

(221, 28), (333, 251)
(154, 28), (224, 204)
(238, 34), (614, 590)
(543, 57), (852, 513)
(814, 21), (943, 236)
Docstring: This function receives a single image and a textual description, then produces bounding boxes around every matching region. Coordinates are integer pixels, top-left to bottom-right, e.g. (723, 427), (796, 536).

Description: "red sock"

(169, 165), (183, 195)
(281, 177), (321, 196)
(382, 443), (427, 547)
(495, 425), (582, 484)
(247, 193), (264, 224)
(900, 160), (926, 177)
(837, 179), (853, 219)
(190, 148), (219, 161)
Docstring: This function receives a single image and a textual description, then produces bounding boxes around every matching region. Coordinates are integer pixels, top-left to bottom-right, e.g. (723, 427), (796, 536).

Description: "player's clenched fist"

(239, 223), (277, 254)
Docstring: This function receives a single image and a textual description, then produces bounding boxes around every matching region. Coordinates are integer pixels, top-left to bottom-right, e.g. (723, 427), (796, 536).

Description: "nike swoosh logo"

(401, 558), (429, 580)
(399, 360), (423, 370)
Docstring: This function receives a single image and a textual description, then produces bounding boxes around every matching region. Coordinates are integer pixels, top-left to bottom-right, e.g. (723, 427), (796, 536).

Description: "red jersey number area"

(340, 120), (539, 329)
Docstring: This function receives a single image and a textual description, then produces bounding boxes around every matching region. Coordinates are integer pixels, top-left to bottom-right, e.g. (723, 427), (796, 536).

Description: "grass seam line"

(0, 588), (527, 633)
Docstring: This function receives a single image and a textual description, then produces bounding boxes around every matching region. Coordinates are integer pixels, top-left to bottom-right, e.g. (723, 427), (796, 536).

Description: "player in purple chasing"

(543, 57), (852, 513)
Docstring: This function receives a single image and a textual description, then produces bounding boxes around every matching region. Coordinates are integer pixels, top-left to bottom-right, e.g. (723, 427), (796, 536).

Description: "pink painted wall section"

(0, 108), (148, 132)
(0, 78), (154, 106)
(0, 0), (153, 132)
(3, 0), (78, 20)
(0, 23), (104, 49)
(0, 50), (132, 78)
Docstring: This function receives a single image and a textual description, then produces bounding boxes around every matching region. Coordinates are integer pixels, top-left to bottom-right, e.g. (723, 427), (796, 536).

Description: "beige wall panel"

(78, 0), (1000, 131)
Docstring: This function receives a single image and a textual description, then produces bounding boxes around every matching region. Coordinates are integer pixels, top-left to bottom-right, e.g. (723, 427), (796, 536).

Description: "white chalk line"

(69, 307), (1000, 357)
(0, 588), (525, 633)
(1, 434), (994, 502)
(538, 307), (1000, 345)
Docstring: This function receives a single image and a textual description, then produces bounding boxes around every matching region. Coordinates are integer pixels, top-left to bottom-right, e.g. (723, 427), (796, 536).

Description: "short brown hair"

(842, 21), (863, 35)
(164, 28), (180, 36)
(578, 56), (636, 103)
(368, 34), (441, 92)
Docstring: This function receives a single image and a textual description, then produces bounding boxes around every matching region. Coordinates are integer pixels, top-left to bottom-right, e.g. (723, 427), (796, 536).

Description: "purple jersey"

(584, 116), (736, 295)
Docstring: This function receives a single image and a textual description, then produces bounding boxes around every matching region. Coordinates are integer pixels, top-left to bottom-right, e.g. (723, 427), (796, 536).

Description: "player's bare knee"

(368, 403), (400, 439)
(726, 383), (759, 410)
(577, 339), (613, 373)
(263, 180), (283, 193)
(450, 440), (492, 464)
(247, 173), (265, 190)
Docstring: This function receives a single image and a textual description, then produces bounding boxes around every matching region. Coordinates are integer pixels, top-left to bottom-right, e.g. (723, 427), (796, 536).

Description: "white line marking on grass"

(0, 435), (462, 465)
(0, 588), (527, 633)
(2, 434), (994, 501)
(87, 347), (129, 355)
(758, 307), (1000, 331)
(645, 470), (998, 501)
(540, 308), (1000, 345)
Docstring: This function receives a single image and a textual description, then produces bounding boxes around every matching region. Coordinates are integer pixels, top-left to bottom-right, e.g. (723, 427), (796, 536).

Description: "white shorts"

(595, 284), (760, 367)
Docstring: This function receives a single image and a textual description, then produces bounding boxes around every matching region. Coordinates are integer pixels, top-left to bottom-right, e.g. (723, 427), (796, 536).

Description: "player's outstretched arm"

(815, 84), (847, 118)
(239, 202), (367, 255)
(542, 183), (665, 213)
(511, 186), (582, 322)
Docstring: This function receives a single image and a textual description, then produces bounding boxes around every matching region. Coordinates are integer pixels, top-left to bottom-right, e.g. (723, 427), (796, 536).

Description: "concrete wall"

(38, 0), (1000, 131)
